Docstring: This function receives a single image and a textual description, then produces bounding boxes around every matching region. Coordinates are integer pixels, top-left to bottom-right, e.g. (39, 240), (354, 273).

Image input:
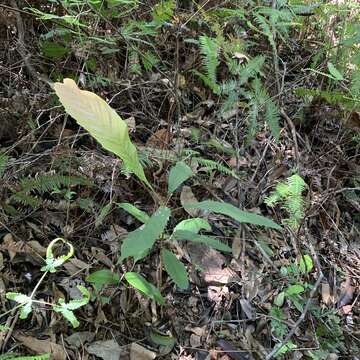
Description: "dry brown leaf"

(65, 331), (95, 347)
(125, 116), (136, 133)
(338, 277), (355, 308)
(185, 325), (207, 337)
(1, 233), (20, 260)
(345, 111), (360, 131)
(130, 343), (157, 360)
(188, 242), (240, 284)
(321, 282), (333, 305)
(240, 298), (254, 319)
(189, 334), (202, 348)
(87, 339), (128, 360)
(180, 186), (200, 217)
(14, 332), (66, 360)
(68, 258), (90, 273)
(146, 128), (170, 149)
(340, 304), (353, 315)
(27, 241), (47, 257)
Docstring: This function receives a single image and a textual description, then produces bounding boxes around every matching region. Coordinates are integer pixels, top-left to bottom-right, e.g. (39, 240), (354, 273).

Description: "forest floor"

(0, 1), (360, 359)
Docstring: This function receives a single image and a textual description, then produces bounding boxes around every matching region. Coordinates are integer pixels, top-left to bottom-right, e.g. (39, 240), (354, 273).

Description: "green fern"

(11, 175), (93, 209)
(128, 48), (142, 75)
(18, 175), (92, 194)
(295, 87), (360, 110)
(191, 157), (239, 179)
(11, 192), (42, 208)
(238, 56), (265, 85)
(141, 50), (160, 71)
(265, 174), (307, 229)
(0, 153), (8, 179)
(265, 97), (281, 141)
(254, 13), (276, 48)
(196, 35), (220, 94)
(246, 78), (281, 142)
(152, 0), (175, 26)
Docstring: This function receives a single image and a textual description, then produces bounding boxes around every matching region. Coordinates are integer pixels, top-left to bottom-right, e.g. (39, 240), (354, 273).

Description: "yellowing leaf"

(53, 79), (149, 187)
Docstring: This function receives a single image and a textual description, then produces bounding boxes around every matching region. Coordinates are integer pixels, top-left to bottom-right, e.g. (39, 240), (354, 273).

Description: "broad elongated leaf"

(173, 230), (232, 252)
(168, 161), (194, 194)
(299, 255), (313, 274)
(285, 284), (304, 296)
(327, 62), (343, 81)
(118, 202), (150, 223)
(125, 272), (165, 305)
(149, 330), (176, 347)
(161, 249), (189, 289)
(184, 200), (281, 230)
(86, 269), (120, 291)
(120, 206), (171, 262)
(53, 78), (149, 187)
(173, 218), (211, 234)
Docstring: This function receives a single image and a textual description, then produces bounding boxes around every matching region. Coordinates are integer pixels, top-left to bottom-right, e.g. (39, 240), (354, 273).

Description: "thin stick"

(280, 109), (300, 167)
(266, 273), (323, 359)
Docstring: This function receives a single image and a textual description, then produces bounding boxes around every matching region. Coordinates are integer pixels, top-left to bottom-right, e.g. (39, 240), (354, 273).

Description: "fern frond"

(254, 13), (275, 48)
(11, 192), (42, 208)
(246, 100), (259, 143)
(192, 157), (239, 179)
(265, 98), (281, 141)
(288, 174), (307, 196)
(198, 35), (220, 87)
(264, 174), (307, 229)
(18, 175), (92, 194)
(128, 48), (142, 75)
(251, 77), (268, 106)
(295, 87), (360, 110)
(220, 91), (239, 114)
(141, 50), (159, 71)
(0, 153), (9, 179)
(232, 55), (265, 84)
(152, 0), (175, 26)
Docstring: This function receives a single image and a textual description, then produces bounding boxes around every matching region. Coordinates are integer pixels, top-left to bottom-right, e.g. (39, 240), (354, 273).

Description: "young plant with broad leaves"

(54, 79), (282, 303)
(3, 238), (89, 328)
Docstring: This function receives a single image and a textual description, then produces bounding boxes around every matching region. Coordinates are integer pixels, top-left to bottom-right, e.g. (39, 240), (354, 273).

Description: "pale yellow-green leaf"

(53, 78), (149, 187)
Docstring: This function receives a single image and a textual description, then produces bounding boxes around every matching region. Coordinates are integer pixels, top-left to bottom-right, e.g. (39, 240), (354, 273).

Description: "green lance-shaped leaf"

(168, 161), (194, 194)
(53, 78), (150, 188)
(173, 218), (211, 234)
(173, 230), (232, 253)
(120, 206), (171, 262)
(161, 249), (189, 289)
(86, 269), (120, 291)
(125, 272), (165, 305)
(327, 62), (344, 81)
(184, 200), (281, 230)
(118, 202), (150, 223)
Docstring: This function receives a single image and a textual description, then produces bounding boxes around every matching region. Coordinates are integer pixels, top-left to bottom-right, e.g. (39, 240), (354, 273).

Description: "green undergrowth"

(1, 0), (359, 358)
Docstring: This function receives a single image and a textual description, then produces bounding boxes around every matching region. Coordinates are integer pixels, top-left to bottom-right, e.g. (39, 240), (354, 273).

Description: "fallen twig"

(280, 109), (300, 167)
(266, 272), (324, 359)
